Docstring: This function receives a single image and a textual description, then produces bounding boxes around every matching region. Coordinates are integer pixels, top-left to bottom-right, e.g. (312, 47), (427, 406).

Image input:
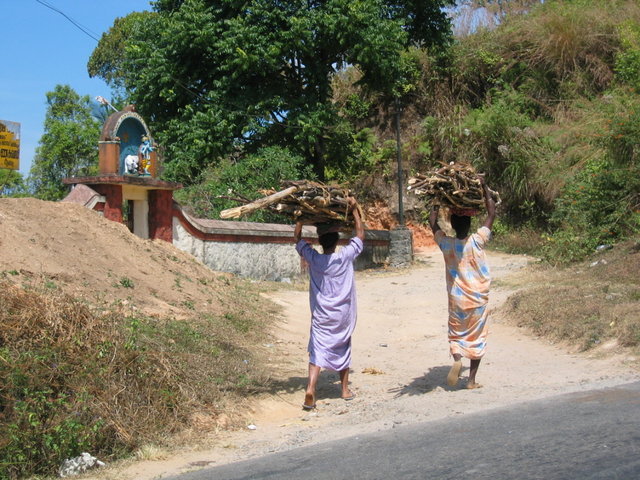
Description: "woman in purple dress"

(294, 197), (365, 410)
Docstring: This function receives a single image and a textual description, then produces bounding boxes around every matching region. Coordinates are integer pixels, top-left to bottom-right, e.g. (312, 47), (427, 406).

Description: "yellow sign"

(0, 120), (20, 170)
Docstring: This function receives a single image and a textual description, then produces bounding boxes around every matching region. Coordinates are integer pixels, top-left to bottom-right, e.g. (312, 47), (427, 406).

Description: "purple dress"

(296, 237), (364, 371)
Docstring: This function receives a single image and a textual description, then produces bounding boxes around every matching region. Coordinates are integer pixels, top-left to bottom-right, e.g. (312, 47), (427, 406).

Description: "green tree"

(89, 0), (454, 183)
(0, 169), (26, 197)
(29, 85), (101, 201)
(86, 11), (153, 92)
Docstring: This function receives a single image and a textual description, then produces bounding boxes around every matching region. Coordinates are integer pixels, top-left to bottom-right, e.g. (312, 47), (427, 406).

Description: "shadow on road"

(389, 364), (469, 397)
(264, 370), (351, 401)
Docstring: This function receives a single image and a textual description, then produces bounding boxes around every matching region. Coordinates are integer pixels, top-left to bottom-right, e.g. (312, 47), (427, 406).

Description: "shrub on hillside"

(540, 93), (640, 263)
(461, 88), (556, 224)
(493, 0), (632, 99)
(606, 93), (640, 166)
(615, 20), (640, 91)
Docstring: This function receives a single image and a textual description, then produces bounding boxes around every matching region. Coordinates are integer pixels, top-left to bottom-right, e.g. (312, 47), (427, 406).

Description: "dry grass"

(0, 275), (278, 479)
(451, 0), (640, 107)
(495, 0), (632, 93)
(500, 237), (640, 352)
(492, 225), (546, 255)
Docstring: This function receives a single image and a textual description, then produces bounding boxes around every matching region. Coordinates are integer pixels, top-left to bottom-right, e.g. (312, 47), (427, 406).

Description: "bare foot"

(447, 360), (462, 386)
(302, 393), (316, 410)
(466, 382), (483, 390)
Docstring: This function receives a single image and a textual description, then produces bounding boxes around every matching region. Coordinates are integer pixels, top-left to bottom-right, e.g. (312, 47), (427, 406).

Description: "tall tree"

(29, 85), (101, 200)
(86, 12), (153, 92)
(89, 0), (455, 183)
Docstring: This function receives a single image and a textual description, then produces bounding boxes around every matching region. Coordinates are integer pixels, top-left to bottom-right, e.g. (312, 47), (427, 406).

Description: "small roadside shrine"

(63, 106), (181, 242)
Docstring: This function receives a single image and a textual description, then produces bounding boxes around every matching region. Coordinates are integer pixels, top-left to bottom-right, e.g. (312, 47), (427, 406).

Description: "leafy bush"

(418, 110), (468, 167)
(543, 157), (640, 264)
(449, 29), (505, 107)
(325, 127), (384, 183)
(614, 21), (640, 91)
(0, 357), (104, 479)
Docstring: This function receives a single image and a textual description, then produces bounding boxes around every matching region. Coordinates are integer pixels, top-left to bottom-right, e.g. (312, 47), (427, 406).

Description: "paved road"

(167, 381), (640, 480)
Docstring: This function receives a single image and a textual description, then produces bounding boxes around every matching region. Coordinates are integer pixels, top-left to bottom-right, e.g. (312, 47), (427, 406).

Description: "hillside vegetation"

(327, 0), (640, 262)
(0, 199), (278, 479)
(459, 0), (640, 261)
(476, 1), (637, 253)
(174, 1), (640, 264)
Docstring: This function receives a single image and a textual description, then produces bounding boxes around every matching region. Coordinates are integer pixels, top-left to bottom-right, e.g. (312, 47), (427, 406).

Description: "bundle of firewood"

(219, 180), (363, 228)
(407, 162), (501, 213)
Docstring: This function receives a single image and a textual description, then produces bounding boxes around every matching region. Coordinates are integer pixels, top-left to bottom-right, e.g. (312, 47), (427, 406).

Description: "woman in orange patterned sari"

(429, 178), (496, 389)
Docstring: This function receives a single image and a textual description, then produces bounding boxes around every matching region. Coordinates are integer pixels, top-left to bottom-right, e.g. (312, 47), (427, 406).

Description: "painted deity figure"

(138, 135), (153, 175)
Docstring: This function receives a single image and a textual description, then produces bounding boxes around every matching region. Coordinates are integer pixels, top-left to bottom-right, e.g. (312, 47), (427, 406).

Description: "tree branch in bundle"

(219, 180), (365, 229)
(407, 162), (501, 213)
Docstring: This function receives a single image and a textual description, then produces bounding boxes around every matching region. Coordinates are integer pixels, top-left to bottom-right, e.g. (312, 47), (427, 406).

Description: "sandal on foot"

(302, 393), (316, 410)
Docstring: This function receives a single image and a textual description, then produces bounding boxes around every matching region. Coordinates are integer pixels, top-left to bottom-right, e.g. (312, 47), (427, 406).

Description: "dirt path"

(93, 249), (639, 479)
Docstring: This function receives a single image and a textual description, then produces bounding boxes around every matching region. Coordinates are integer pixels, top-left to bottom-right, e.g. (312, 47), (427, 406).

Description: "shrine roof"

(63, 175), (182, 190)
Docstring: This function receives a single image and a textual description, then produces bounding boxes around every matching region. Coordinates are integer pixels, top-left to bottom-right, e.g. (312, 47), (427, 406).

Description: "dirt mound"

(0, 198), (232, 318)
(364, 199), (435, 249)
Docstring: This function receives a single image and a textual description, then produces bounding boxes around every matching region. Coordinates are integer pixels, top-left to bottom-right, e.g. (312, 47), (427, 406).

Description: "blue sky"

(2, 0), (153, 177)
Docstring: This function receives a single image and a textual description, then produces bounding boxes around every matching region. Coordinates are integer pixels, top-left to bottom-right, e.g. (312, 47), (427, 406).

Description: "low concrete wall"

(172, 204), (390, 281)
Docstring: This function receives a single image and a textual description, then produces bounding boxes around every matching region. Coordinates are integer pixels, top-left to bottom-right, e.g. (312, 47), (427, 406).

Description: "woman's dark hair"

(319, 232), (339, 252)
(450, 214), (471, 236)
